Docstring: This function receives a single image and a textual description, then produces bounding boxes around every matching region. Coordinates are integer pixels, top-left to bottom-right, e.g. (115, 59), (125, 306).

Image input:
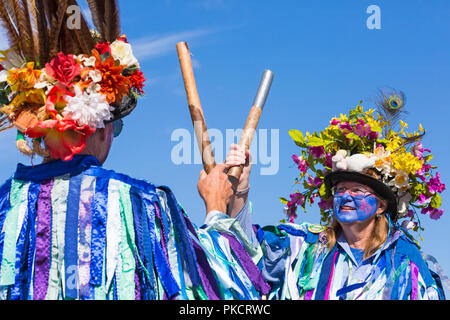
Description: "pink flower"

(413, 142), (431, 160)
(45, 52), (81, 87)
(427, 172), (445, 194)
(330, 118), (340, 125)
(292, 154), (308, 173)
(417, 193), (431, 205)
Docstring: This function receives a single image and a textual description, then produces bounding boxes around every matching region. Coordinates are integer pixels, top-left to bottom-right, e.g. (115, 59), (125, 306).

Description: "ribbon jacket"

(0, 155), (269, 300)
(255, 222), (446, 300)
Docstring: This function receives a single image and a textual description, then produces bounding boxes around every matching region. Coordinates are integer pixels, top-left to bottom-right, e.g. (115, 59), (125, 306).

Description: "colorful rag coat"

(254, 222), (446, 300)
(0, 155), (269, 300)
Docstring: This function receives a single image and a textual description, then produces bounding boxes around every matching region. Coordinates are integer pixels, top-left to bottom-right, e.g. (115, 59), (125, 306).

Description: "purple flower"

(318, 197), (333, 210)
(430, 208), (444, 220)
(339, 122), (353, 133)
(421, 205), (443, 220)
(324, 153), (333, 168)
(290, 193), (305, 206)
(309, 146), (325, 159)
(427, 172), (446, 194)
(368, 131), (380, 140)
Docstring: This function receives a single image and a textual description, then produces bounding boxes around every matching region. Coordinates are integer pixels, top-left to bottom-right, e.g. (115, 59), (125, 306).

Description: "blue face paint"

(333, 191), (379, 223)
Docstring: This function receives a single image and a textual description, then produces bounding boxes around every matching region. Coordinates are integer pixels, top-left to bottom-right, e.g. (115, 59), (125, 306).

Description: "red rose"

(46, 52), (81, 87)
(95, 42), (112, 56)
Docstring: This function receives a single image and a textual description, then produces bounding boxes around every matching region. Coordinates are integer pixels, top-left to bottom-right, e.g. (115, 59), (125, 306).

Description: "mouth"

(340, 205), (356, 211)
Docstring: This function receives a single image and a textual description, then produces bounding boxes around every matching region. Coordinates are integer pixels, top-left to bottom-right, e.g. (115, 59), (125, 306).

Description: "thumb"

(199, 169), (207, 180)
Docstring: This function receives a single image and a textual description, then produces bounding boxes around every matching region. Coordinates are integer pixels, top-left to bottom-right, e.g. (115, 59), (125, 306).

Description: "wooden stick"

(176, 41), (216, 174)
(228, 70), (274, 186)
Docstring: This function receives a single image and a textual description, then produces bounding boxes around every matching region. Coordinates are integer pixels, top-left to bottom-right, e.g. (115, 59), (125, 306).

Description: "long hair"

(325, 213), (391, 260)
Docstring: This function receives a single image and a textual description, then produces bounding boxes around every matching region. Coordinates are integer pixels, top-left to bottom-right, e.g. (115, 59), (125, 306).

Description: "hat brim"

(324, 170), (398, 220)
(105, 94), (138, 123)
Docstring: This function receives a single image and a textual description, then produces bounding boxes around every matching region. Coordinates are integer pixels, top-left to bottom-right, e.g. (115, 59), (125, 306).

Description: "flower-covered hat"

(0, 0), (145, 161)
(282, 91), (445, 234)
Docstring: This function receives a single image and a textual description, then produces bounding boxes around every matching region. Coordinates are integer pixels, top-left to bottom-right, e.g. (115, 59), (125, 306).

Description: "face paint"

(333, 191), (379, 223)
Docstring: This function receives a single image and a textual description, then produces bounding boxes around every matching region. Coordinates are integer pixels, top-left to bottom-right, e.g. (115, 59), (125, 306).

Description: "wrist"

(205, 199), (228, 214)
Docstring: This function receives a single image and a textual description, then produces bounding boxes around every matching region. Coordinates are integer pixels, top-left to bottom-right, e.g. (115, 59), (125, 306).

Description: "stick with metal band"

(176, 42), (216, 174)
(228, 70), (274, 186)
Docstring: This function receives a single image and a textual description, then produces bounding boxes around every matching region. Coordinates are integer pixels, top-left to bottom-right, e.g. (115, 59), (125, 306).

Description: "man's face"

(333, 181), (380, 223)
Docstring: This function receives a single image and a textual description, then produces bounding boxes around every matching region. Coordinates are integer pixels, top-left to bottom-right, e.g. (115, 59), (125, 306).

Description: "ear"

(376, 197), (388, 215)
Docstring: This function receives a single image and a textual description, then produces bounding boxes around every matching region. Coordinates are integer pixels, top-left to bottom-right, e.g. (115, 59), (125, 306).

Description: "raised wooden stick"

(176, 41), (216, 174)
(228, 70), (274, 186)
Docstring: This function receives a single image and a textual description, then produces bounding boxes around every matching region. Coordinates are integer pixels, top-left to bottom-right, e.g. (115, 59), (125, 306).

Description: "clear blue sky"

(1, 0), (449, 296)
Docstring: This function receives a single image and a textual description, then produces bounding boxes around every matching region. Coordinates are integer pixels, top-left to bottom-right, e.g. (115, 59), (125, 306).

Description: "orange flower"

(92, 49), (130, 103)
(7, 62), (41, 91)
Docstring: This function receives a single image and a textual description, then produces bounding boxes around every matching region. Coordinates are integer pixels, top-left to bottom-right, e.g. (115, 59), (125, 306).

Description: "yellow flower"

(391, 151), (423, 175)
(7, 62), (42, 92)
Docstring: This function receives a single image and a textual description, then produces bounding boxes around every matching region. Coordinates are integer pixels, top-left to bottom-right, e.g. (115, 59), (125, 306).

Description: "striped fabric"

(0, 156), (268, 300)
(257, 222), (444, 300)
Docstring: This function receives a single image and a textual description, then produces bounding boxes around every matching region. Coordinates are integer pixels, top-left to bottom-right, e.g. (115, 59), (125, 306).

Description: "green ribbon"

(0, 180), (28, 286)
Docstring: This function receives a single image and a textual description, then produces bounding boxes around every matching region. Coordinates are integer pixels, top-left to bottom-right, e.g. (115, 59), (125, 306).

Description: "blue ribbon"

(314, 245), (339, 300)
(157, 186), (201, 288)
(141, 192), (180, 298)
(64, 175), (83, 299)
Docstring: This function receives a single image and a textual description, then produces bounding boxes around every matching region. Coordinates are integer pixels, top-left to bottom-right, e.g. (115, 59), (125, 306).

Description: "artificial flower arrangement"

(0, 35), (145, 161)
(281, 99), (445, 237)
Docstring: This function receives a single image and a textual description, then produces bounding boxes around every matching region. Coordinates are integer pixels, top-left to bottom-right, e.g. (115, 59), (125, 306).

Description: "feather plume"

(375, 89), (407, 134)
(104, 0), (120, 42)
(0, 0), (21, 53)
(33, 0), (50, 65)
(86, 0), (105, 40)
(48, 0), (69, 57)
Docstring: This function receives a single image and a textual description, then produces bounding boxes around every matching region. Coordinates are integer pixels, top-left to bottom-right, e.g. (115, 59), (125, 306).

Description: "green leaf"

(307, 136), (324, 147)
(318, 182), (328, 198)
(279, 197), (289, 205)
(430, 194), (441, 209)
(289, 129), (306, 148)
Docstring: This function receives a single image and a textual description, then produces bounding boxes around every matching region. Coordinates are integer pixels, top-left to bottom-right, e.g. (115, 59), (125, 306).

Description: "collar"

(13, 155), (101, 182)
(336, 230), (402, 266)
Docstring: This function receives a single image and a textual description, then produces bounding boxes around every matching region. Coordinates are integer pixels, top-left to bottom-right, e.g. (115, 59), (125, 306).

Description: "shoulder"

(391, 232), (436, 287)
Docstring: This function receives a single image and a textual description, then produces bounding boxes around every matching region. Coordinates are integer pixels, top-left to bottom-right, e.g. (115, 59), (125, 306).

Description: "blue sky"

(1, 0), (449, 296)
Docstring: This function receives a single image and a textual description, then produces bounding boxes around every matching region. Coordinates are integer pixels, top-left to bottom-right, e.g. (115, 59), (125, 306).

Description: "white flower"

(372, 143), (392, 176)
(85, 82), (101, 95)
(62, 85), (113, 128)
(81, 56), (96, 67)
(110, 40), (139, 68)
(389, 170), (410, 191)
(401, 220), (416, 230)
(34, 70), (56, 94)
(89, 69), (102, 83)
(0, 70), (8, 82)
(397, 191), (412, 217)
